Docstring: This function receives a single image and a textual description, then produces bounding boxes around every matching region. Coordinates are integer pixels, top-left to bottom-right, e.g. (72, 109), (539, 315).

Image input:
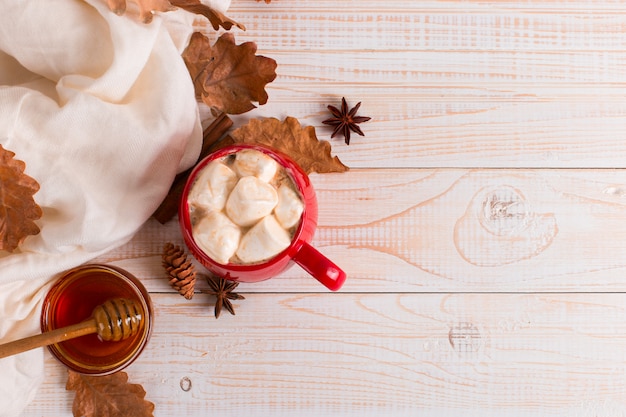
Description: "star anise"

(201, 274), (245, 318)
(322, 97), (371, 145)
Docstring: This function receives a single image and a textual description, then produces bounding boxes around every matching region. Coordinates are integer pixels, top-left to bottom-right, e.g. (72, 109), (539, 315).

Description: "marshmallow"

(192, 210), (241, 265)
(188, 161), (237, 211)
(226, 176), (278, 227)
(274, 184), (304, 229)
(232, 149), (278, 182)
(236, 215), (292, 264)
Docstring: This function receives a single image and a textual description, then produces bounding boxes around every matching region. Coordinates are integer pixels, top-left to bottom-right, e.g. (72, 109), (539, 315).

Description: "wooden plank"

(233, 12), (626, 53)
(247, 95), (626, 169)
(228, 0), (626, 13)
(22, 293), (626, 417)
(87, 169), (626, 293)
(233, 85), (626, 168)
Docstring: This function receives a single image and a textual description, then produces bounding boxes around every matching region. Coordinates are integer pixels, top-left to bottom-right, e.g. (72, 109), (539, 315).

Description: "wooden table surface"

(22, 1), (626, 416)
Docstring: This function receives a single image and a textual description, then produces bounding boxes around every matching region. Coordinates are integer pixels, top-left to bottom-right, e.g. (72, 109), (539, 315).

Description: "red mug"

(179, 144), (346, 291)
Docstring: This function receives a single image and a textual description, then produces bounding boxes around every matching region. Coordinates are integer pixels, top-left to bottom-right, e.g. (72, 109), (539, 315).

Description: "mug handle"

(293, 242), (347, 291)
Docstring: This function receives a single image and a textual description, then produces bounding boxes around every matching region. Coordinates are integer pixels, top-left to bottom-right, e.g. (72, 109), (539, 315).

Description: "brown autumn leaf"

(217, 117), (348, 174)
(106, 0), (245, 29)
(0, 145), (42, 252)
(67, 370), (155, 417)
(182, 32), (277, 115)
(170, 0), (245, 31)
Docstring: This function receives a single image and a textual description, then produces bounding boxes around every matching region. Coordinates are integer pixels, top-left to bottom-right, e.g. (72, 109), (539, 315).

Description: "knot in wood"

(479, 186), (530, 236)
(448, 322), (482, 353)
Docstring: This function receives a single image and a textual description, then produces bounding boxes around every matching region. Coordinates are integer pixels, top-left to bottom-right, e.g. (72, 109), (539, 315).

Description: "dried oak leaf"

(0, 145), (42, 252)
(106, 0), (245, 29)
(218, 117), (348, 174)
(170, 0), (245, 31)
(182, 32), (277, 115)
(67, 370), (155, 417)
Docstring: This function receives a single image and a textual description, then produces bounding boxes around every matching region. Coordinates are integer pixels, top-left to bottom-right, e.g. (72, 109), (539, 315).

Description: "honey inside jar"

(41, 265), (152, 375)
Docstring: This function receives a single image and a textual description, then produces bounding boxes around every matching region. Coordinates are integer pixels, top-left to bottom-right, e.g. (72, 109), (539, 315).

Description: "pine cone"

(162, 243), (196, 300)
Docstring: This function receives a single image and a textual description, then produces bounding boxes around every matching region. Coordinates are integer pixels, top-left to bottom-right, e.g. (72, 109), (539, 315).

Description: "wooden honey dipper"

(0, 298), (144, 359)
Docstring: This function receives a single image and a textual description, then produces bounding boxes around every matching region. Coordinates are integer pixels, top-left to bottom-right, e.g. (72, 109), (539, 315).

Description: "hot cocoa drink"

(187, 149), (305, 265)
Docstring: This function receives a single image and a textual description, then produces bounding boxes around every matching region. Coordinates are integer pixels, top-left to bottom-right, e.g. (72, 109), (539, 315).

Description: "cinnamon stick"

(152, 113), (233, 224)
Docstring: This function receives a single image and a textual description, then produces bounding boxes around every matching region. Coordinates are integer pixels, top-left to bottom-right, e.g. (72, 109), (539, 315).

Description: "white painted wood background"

(22, 1), (626, 416)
